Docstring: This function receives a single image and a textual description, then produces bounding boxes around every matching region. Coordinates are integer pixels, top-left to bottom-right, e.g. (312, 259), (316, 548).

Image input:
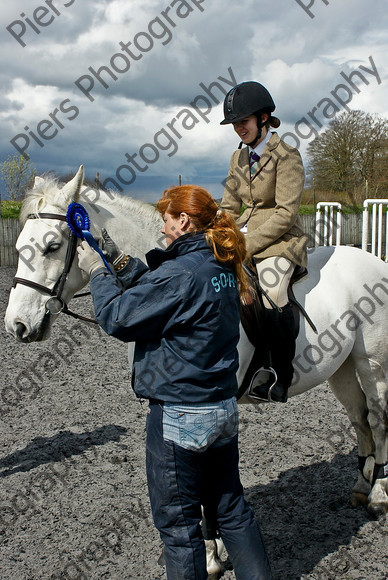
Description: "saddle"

(238, 264), (315, 401)
(240, 264), (310, 344)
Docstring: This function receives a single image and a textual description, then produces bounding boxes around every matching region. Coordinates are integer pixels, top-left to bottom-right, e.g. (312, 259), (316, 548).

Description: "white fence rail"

(361, 199), (388, 262)
(315, 202), (342, 246)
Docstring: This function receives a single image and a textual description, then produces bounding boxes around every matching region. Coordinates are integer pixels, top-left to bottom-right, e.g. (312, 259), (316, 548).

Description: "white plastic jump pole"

(315, 202), (342, 246)
(361, 199), (388, 261)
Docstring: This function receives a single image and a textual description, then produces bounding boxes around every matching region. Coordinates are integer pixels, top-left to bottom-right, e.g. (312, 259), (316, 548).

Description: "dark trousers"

(146, 401), (272, 579)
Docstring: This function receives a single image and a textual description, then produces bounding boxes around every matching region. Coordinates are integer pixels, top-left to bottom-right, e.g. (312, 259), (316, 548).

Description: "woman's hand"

(101, 228), (123, 264)
(77, 241), (105, 276)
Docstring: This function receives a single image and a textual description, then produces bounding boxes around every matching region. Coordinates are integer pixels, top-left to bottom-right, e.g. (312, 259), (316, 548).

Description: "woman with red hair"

(78, 184), (272, 579)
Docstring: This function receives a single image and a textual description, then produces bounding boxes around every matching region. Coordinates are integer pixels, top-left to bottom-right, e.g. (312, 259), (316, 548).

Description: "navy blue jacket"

(90, 233), (240, 403)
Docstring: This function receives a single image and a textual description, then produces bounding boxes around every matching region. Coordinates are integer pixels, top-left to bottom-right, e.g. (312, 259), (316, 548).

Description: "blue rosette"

(66, 202), (114, 274)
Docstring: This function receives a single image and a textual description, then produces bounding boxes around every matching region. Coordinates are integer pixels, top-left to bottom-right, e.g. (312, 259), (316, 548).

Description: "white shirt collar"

(249, 130), (272, 157)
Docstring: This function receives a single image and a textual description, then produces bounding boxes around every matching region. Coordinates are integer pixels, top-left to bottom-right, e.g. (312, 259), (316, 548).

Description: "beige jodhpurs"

(255, 256), (294, 309)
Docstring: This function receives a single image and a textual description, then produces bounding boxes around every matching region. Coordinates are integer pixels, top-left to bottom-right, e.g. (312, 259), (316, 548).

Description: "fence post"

(0, 219), (21, 267)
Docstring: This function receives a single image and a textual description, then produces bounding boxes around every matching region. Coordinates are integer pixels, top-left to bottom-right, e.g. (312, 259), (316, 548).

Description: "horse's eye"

(43, 242), (61, 255)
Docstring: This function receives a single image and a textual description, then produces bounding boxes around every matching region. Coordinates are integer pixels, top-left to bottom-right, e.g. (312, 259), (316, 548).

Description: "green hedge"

(1, 200), (23, 218)
(300, 204), (364, 215)
(0, 201), (366, 220)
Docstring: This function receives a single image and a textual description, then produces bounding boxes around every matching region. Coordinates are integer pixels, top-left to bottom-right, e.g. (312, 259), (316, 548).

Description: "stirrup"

(247, 367), (278, 402)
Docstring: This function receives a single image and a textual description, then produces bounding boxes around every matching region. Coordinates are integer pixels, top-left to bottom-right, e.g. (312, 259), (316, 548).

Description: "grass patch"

(299, 205), (315, 215)
(1, 200), (22, 218)
(300, 204), (363, 214)
(341, 204), (363, 214)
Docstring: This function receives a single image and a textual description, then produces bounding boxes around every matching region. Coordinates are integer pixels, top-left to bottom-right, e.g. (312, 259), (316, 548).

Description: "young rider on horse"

(77, 184), (273, 579)
(220, 81), (308, 403)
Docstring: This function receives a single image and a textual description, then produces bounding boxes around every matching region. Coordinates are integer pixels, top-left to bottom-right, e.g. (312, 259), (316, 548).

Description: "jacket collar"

(249, 129), (272, 157)
(258, 132), (280, 167)
(146, 232), (210, 270)
(238, 132), (280, 182)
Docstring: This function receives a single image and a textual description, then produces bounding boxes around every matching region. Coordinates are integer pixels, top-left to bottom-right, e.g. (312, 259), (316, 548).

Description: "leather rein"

(13, 212), (97, 324)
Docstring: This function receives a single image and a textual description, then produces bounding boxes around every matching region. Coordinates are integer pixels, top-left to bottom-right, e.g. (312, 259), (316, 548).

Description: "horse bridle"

(13, 212), (97, 324)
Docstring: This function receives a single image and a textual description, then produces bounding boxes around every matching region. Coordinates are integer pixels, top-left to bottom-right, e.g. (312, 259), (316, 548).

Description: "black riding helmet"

(220, 81), (276, 125)
(220, 81), (280, 147)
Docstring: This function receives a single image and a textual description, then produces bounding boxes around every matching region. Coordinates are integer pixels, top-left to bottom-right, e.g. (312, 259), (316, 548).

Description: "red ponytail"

(157, 185), (249, 299)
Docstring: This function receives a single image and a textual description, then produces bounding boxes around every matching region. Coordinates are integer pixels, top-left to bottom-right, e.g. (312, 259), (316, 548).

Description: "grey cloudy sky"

(1, 0), (387, 201)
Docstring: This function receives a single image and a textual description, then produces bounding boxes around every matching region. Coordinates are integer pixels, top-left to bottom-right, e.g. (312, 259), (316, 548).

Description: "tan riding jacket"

(221, 132), (308, 267)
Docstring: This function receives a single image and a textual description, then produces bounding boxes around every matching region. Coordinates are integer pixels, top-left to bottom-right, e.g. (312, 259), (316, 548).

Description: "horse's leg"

(202, 506), (233, 578)
(202, 507), (227, 578)
(328, 355), (375, 506)
(352, 353), (388, 517)
(205, 539), (227, 579)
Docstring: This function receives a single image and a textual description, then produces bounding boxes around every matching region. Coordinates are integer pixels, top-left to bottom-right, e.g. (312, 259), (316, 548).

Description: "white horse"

(4, 167), (388, 530)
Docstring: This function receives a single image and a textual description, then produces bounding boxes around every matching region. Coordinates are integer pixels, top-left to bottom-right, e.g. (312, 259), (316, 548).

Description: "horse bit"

(12, 212), (97, 324)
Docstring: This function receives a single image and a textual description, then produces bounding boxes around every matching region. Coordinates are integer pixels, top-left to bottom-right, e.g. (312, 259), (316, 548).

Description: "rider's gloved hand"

(77, 241), (105, 276)
(101, 228), (124, 265)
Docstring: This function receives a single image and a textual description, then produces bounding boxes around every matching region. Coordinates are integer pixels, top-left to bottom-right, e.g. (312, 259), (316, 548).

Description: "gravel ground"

(1, 266), (387, 579)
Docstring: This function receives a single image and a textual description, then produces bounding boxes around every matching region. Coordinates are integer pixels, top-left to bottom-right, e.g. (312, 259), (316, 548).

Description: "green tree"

(307, 111), (388, 203)
(0, 153), (36, 200)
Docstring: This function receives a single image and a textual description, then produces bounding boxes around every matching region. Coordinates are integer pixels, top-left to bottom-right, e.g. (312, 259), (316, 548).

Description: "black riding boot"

(251, 302), (296, 403)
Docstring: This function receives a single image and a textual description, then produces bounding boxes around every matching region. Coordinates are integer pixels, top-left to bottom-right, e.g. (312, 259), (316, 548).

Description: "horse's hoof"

(205, 539), (224, 575)
(367, 502), (388, 519)
(350, 492), (369, 506)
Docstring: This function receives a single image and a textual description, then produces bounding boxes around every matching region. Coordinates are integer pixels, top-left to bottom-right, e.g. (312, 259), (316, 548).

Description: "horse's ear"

(33, 176), (45, 188)
(61, 165), (84, 203)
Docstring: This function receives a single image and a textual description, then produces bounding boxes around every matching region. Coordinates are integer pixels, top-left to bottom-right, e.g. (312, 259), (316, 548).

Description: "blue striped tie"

(249, 151), (260, 179)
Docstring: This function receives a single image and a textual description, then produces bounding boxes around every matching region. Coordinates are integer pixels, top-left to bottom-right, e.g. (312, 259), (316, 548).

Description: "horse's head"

(4, 165), (90, 342)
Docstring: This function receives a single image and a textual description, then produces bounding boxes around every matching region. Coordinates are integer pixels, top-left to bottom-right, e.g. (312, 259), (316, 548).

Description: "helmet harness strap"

(247, 119), (267, 148)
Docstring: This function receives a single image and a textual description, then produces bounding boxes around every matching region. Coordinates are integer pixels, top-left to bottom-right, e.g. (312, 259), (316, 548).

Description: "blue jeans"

(163, 397), (239, 451)
(146, 398), (272, 580)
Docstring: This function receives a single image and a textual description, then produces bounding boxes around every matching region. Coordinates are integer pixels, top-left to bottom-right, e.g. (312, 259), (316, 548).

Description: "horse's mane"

(20, 174), (161, 226)
(89, 186), (161, 226)
(20, 174), (62, 224)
